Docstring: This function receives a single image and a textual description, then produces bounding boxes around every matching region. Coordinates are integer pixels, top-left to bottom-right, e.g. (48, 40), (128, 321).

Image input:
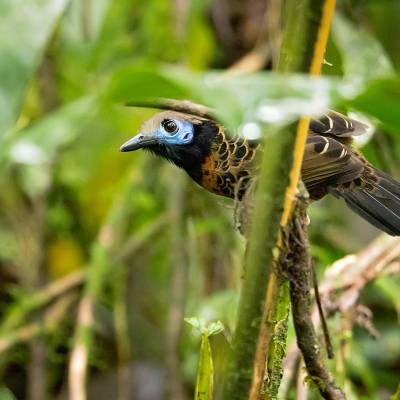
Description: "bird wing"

(303, 131), (400, 236)
(302, 134), (365, 192)
(310, 111), (368, 137)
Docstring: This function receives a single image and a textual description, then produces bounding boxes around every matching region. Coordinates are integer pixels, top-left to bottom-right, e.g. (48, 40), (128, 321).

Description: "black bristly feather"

(331, 171), (400, 236)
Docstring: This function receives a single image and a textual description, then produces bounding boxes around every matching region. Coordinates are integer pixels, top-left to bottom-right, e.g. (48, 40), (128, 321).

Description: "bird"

(120, 104), (400, 236)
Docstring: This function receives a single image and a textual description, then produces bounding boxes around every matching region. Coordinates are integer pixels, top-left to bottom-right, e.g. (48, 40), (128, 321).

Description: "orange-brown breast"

(200, 134), (261, 198)
(200, 153), (225, 195)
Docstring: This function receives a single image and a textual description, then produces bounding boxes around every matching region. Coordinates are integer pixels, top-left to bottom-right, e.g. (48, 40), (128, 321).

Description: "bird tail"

(331, 169), (400, 236)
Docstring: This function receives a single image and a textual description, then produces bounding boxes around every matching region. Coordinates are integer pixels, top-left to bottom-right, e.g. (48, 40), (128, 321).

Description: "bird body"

(121, 109), (400, 236)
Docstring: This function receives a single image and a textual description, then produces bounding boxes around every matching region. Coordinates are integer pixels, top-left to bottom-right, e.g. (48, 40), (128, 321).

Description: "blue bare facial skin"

(120, 117), (194, 152)
(155, 118), (194, 145)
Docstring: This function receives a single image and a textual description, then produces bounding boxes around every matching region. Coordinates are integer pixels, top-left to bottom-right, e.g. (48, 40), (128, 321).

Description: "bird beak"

(120, 133), (158, 152)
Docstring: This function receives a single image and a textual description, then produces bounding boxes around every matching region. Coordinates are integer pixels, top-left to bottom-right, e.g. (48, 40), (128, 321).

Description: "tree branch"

(281, 235), (400, 398)
(285, 191), (345, 400)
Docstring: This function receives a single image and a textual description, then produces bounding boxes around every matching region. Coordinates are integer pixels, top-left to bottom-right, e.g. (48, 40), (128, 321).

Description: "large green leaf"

(106, 65), (359, 130)
(0, 0), (69, 137)
(0, 387), (16, 400)
(332, 13), (394, 80)
(6, 96), (96, 163)
(392, 384), (400, 400)
(107, 64), (400, 136)
(5, 96), (97, 197)
(349, 78), (400, 134)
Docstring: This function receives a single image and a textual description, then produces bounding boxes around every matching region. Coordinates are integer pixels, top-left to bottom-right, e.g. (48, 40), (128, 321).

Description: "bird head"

(120, 111), (221, 181)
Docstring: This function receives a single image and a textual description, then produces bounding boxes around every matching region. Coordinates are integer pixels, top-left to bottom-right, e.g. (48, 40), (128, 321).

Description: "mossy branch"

(285, 190), (344, 400)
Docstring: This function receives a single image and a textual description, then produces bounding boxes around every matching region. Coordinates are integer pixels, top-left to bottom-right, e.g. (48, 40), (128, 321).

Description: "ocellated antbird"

(121, 105), (400, 236)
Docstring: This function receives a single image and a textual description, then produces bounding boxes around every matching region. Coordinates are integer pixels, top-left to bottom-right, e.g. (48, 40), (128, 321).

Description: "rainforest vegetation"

(0, 1), (400, 399)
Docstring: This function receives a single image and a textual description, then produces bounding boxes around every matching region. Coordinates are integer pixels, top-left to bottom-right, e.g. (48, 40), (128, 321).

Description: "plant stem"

(222, 122), (294, 400)
(113, 264), (132, 400)
(221, 1), (334, 399)
(68, 177), (138, 400)
(262, 1), (338, 397)
(166, 169), (188, 400)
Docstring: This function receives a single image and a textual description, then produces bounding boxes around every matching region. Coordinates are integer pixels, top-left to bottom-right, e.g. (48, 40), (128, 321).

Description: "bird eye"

(162, 119), (178, 134)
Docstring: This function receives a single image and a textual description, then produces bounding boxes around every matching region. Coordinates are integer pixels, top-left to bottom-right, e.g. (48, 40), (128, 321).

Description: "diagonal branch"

(285, 190), (345, 400)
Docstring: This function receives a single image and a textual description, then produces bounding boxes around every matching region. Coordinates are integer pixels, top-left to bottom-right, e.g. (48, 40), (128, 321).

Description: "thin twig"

(296, 360), (308, 400)
(320, 235), (400, 310)
(113, 265), (132, 400)
(115, 215), (168, 264)
(69, 295), (94, 400)
(0, 216), (167, 341)
(285, 193), (345, 400)
(0, 293), (77, 354)
(280, 235), (400, 398)
(312, 263), (334, 359)
(0, 270), (85, 335)
(228, 0), (281, 73)
(68, 183), (167, 400)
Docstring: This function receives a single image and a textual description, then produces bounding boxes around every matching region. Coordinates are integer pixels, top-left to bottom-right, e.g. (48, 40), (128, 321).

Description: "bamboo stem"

(280, 0), (337, 225)
(69, 295), (93, 400)
(165, 169), (188, 400)
(262, 1), (337, 397)
(113, 263), (132, 400)
(222, 1), (336, 399)
(222, 122), (294, 400)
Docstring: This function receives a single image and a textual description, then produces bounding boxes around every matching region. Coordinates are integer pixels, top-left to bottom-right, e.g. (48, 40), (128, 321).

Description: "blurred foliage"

(0, 0), (399, 399)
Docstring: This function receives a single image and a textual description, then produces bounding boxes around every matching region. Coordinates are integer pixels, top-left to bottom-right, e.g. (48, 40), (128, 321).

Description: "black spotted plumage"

(121, 109), (400, 236)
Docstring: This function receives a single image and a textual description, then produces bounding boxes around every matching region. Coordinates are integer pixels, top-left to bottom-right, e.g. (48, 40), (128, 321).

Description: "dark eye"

(162, 119), (178, 134)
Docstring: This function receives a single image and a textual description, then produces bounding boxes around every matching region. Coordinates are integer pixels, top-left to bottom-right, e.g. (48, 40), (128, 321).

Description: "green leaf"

(0, 387), (16, 400)
(60, 0), (111, 44)
(8, 96), (97, 162)
(194, 334), (214, 400)
(185, 317), (224, 337)
(185, 317), (205, 332)
(107, 64), (363, 130)
(4, 96), (97, 197)
(0, 0), (70, 137)
(349, 78), (400, 134)
(391, 384), (400, 400)
(106, 64), (188, 104)
(332, 13), (394, 80)
(374, 275), (400, 319)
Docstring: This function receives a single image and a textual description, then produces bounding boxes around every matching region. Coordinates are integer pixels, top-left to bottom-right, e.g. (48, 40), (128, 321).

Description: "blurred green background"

(0, 1), (399, 399)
